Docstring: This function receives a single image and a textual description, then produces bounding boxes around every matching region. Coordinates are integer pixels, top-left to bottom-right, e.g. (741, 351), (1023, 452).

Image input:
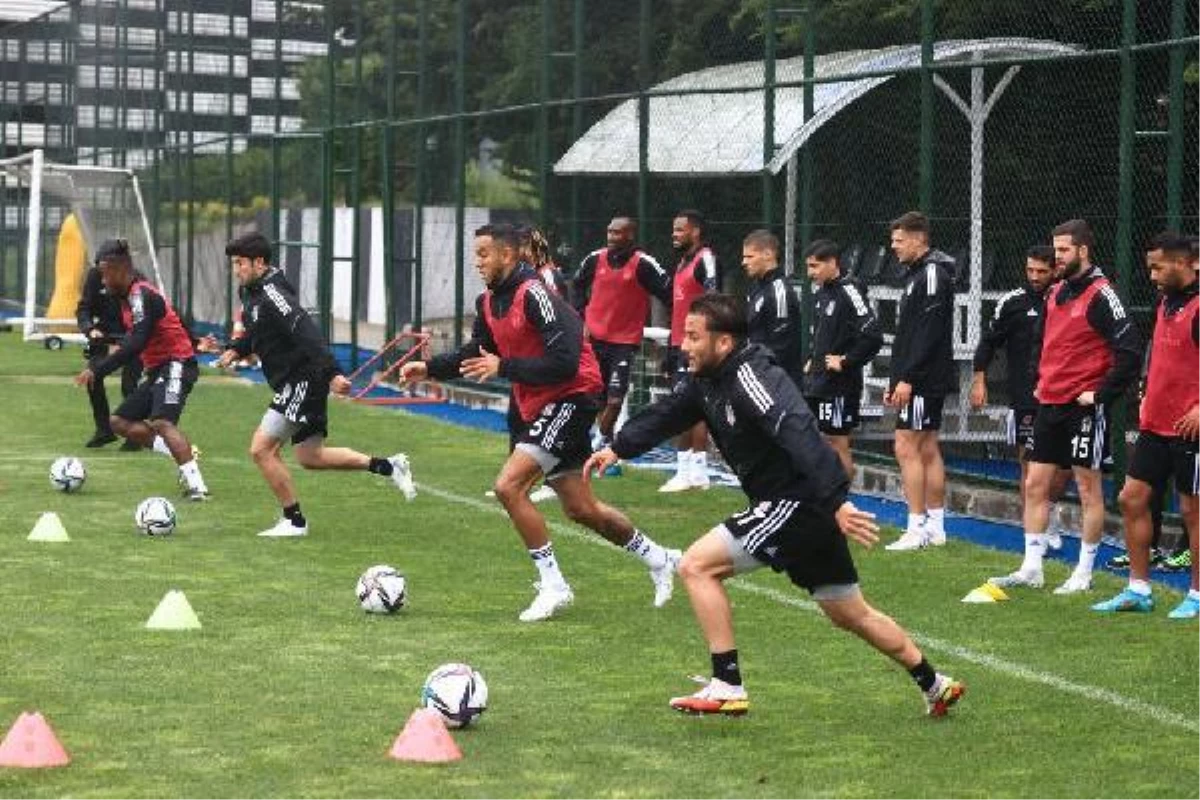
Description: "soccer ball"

(356, 564), (407, 614)
(135, 496), (177, 536)
(49, 456), (86, 492)
(420, 663), (488, 729)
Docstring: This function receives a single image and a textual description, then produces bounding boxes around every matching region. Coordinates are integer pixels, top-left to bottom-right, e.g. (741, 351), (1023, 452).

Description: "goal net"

(0, 149), (163, 343)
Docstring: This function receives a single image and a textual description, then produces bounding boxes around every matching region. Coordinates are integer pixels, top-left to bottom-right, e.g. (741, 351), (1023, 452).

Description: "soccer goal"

(0, 148), (163, 346)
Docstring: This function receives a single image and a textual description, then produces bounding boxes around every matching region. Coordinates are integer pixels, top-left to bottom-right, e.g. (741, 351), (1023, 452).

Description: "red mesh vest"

(120, 280), (194, 370)
(585, 249), (649, 345)
(1140, 293), (1199, 436)
(1036, 278), (1113, 405)
(670, 247), (710, 346)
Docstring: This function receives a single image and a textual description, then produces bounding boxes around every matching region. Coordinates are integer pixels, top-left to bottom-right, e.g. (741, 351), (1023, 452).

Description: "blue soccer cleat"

(1167, 595), (1199, 620)
(1091, 588), (1154, 613)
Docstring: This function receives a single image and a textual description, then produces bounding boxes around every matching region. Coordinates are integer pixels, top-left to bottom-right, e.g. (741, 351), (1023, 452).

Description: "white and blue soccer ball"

(420, 663), (488, 729)
(49, 456), (86, 493)
(135, 496), (177, 536)
(356, 564), (407, 614)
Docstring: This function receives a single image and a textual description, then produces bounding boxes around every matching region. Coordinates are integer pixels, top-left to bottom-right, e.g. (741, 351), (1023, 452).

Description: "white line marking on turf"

(420, 483), (1199, 734)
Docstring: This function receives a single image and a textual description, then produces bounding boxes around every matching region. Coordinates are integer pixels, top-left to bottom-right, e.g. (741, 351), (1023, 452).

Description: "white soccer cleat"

(518, 582), (574, 622)
(658, 474), (694, 494)
(1053, 570), (1093, 595)
(185, 487), (210, 502)
(988, 567), (1044, 589)
(650, 549), (682, 608)
(528, 484), (558, 504)
(689, 471), (711, 490)
(885, 529), (930, 551)
(927, 528), (947, 546)
(257, 518), (308, 538)
(389, 453), (417, 501)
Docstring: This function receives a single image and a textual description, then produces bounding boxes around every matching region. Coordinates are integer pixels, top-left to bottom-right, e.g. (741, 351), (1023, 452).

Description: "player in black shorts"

(587, 294), (965, 718)
(216, 232), (416, 538)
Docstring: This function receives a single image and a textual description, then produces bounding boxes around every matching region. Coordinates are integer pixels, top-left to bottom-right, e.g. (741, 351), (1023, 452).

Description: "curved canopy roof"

(553, 38), (1078, 178)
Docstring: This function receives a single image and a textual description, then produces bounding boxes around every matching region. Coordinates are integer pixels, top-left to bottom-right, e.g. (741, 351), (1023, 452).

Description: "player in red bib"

(1093, 232), (1198, 618)
(990, 219), (1143, 594)
(401, 224), (680, 622)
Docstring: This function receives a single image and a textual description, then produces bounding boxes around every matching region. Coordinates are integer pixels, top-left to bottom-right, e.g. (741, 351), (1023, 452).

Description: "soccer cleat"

(650, 549), (682, 608)
(658, 473), (694, 494)
(669, 677), (749, 716)
(1091, 588), (1154, 613)
(528, 484), (557, 503)
(1106, 552), (1132, 570)
(86, 431), (118, 448)
(925, 674), (965, 717)
(603, 462), (623, 478)
(927, 528), (947, 546)
(1053, 570), (1093, 595)
(885, 529), (930, 551)
(1162, 550), (1192, 572)
(518, 582), (573, 622)
(257, 518), (307, 537)
(1167, 595), (1199, 620)
(988, 568), (1044, 589)
(689, 471), (711, 490)
(388, 453), (417, 501)
(185, 488), (210, 502)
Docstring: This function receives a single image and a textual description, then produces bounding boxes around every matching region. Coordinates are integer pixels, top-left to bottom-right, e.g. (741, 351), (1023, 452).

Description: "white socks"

(152, 436), (172, 457)
(178, 459), (207, 493)
(926, 508), (945, 537)
(1021, 533), (1047, 573)
(907, 513), (924, 535)
(625, 530), (670, 570)
(1128, 579), (1151, 596)
(1077, 541), (1099, 575)
(690, 450), (708, 482)
(529, 543), (569, 590)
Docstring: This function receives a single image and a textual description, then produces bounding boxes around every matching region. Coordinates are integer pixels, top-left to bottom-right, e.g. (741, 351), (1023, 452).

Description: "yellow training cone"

(28, 512), (70, 542)
(961, 583), (1009, 603)
(145, 590), (202, 630)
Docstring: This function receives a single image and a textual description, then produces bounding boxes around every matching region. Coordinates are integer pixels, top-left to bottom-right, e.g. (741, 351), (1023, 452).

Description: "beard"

(1060, 258), (1084, 280)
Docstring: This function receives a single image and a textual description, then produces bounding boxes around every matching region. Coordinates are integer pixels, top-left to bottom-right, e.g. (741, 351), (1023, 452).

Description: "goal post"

(0, 148), (164, 343)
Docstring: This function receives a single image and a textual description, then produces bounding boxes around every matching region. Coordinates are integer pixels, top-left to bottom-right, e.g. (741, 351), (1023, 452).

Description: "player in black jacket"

(742, 229), (804, 386)
(215, 232), (415, 538)
(585, 294), (965, 719)
(884, 211), (957, 550)
(802, 239), (883, 478)
(970, 245), (1070, 542)
(76, 260), (143, 448)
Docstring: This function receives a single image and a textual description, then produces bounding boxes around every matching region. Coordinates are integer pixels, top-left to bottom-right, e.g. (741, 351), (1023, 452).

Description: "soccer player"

(76, 256), (142, 448)
(883, 211), (958, 550)
(802, 238), (883, 479)
(214, 232), (415, 537)
(742, 229), (804, 387)
(73, 238), (209, 500)
(990, 219), (1142, 594)
(572, 215), (672, 450)
(400, 223), (680, 621)
(1092, 232), (1197, 618)
(585, 294), (965, 718)
(970, 245), (1070, 543)
(660, 209), (719, 493)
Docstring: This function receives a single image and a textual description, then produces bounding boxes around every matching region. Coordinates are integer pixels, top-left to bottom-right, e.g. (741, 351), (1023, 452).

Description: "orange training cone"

(387, 708), (462, 763)
(0, 712), (70, 768)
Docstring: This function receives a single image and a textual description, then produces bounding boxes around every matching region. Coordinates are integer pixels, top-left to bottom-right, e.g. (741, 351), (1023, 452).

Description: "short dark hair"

(94, 238), (131, 267)
(743, 229), (780, 259)
(1051, 219), (1095, 249)
(224, 231), (273, 263)
(1146, 231), (1193, 259)
(675, 208), (706, 235)
(689, 293), (747, 340)
(890, 211), (930, 237)
(1026, 244), (1054, 265)
(804, 238), (841, 262)
(475, 223), (521, 252)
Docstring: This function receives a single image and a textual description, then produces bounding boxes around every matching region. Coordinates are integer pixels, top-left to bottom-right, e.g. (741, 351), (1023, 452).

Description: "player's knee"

(677, 551), (715, 584)
(1118, 483), (1148, 515)
(294, 446), (323, 469)
(559, 497), (594, 526)
(492, 477), (525, 507)
(110, 415), (130, 435)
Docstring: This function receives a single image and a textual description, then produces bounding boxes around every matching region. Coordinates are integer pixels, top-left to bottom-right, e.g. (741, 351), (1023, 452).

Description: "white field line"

(419, 483), (1200, 734)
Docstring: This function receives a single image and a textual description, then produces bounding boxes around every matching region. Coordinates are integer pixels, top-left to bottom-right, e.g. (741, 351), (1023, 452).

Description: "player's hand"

(400, 361), (428, 384)
(329, 375), (351, 396)
(824, 354), (845, 372)
(803, 359), (811, 374)
(583, 447), (619, 482)
(460, 347), (500, 383)
(969, 375), (987, 409)
(1174, 405), (1199, 440)
(74, 367), (95, 389)
(215, 348), (239, 369)
(196, 334), (223, 354)
(1075, 391), (1096, 406)
(87, 328), (105, 340)
(889, 381), (912, 408)
(835, 501), (879, 548)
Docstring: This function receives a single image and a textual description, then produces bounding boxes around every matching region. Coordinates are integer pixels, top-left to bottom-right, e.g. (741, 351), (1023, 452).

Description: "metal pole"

(1112, 0), (1138, 490)
(637, 0), (650, 235)
(918, 0), (934, 213)
(271, 0), (283, 247)
(413, 0), (428, 332)
(185, 5), (195, 322)
(762, 0), (776, 227)
(798, 2), (816, 360)
(569, 0), (583, 257)
(382, 0), (398, 344)
(538, 0), (551, 230)
(348, 0), (364, 369)
(453, 0), (467, 348)
(225, 0), (236, 330)
(1166, 0), (1185, 228)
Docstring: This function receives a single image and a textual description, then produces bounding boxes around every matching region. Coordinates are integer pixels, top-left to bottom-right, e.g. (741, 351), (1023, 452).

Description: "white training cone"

(28, 512), (69, 543)
(145, 590), (202, 630)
